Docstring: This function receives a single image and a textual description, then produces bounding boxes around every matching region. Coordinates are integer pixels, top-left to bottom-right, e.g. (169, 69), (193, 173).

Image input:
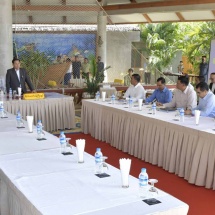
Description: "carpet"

(66, 133), (215, 215)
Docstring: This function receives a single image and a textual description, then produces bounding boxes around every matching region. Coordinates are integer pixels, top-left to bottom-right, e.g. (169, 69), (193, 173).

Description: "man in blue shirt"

(145, 77), (172, 104)
(185, 82), (215, 117)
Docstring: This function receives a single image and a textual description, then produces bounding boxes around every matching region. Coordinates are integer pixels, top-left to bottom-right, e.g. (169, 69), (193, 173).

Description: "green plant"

(20, 50), (50, 89)
(82, 59), (111, 96)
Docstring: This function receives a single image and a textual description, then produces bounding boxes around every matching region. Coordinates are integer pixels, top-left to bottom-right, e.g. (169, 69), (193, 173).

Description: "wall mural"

(13, 33), (96, 63)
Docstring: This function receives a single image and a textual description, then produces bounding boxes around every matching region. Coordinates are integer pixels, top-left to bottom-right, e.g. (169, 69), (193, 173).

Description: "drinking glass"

(148, 179), (158, 197)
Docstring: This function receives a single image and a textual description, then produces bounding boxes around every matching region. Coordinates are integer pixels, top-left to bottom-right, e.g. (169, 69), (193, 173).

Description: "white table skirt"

(81, 99), (215, 189)
(2, 92), (75, 131)
(0, 112), (188, 215)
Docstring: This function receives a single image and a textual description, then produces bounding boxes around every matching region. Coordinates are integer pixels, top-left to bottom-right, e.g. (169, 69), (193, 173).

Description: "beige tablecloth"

(3, 93), (75, 131)
(81, 100), (215, 189)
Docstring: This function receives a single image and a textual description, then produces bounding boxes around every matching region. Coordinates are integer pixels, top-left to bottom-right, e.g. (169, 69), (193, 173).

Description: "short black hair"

(128, 68), (133, 72)
(132, 74), (140, 82)
(66, 58), (71, 62)
(210, 72), (215, 75)
(157, 77), (165, 84)
(12, 58), (20, 64)
(180, 61), (183, 63)
(202, 56), (206, 58)
(197, 76), (205, 83)
(84, 57), (88, 60)
(196, 82), (209, 91)
(178, 75), (189, 86)
(57, 55), (61, 58)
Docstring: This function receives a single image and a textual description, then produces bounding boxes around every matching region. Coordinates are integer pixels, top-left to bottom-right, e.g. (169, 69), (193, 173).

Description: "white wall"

(106, 31), (140, 82)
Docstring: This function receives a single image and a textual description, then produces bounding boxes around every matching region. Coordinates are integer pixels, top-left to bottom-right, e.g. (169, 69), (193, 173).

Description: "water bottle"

(95, 148), (103, 174)
(36, 120), (43, 139)
(179, 108), (184, 122)
(152, 102), (156, 115)
(59, 131), (66, 153)
(95, 91), (100, 101)
(9, 88), (12, 99)
(111, 94), (115, 104)
(0, 101), (4, 117)
(128, 96), (133, 108)
(139, 168), (149, 198)
(16, 110), (22, 127)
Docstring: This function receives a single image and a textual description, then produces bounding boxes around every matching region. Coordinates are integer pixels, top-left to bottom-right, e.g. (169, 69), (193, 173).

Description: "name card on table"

(23, 93), (45, 100)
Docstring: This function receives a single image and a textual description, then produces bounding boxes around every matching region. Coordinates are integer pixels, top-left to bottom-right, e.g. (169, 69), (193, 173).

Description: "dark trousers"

(73, 72), (80, 79)
(144, 72), (151, 84)
(64, 73), (71, 85)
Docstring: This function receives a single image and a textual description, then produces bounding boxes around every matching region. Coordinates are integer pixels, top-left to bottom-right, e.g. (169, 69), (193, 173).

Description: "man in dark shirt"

(72, 56), (81, 79)
(96, 56), (105, 82)
(209, 72), (215, 94)
(199, 56), (209, 82)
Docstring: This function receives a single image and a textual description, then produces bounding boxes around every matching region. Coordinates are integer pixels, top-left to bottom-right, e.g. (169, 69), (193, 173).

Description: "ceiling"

(12, 0), (215, 25)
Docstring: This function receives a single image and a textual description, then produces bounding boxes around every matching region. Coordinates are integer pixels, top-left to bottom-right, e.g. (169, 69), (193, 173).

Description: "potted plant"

(82, 59), (111, 97)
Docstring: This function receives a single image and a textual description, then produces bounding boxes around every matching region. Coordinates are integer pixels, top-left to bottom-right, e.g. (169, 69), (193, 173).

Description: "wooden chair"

(37, 63), (70, 89)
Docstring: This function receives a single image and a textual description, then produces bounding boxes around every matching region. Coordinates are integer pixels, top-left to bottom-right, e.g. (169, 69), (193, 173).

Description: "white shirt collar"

(134, 83), (141, 88)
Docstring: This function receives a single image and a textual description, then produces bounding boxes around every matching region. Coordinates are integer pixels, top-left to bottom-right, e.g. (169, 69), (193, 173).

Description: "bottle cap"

(96, 148), (101, 151)
(141, 168), (146, 173)
(60, 131), (64, 134)
(38, 120), (41, 123)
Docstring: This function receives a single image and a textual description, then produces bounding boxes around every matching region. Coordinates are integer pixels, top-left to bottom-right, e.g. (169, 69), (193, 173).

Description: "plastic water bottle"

(16, 110), (22, 127)
(9, 88), (12, 99)
(36, 120), (43, 139)
(139, 168), (149, 198)
(180, 108), (184, 122)
(0, 102), (4, 117)
(111, 94), (115, 104)
(152, 102), (156, 115)
(128, 96), (133, 108)
(59, 131), (66, 153)
(95, 91), (100, 101)
(95, 148), (103, 174)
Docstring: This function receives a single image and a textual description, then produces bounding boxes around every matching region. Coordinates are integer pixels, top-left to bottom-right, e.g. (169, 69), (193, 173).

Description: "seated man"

(185, 82), (215, 117)
(145, 77), (172, 104)
(209, 72), (215, 94)
(124, 74), (145, 102)
(158, 76), (197, 110)
(124, 68), (133, 86)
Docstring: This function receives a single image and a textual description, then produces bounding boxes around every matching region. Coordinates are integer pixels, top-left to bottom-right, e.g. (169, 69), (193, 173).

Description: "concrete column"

(97, 11), (107, 81)
(0, 0), (13, 78)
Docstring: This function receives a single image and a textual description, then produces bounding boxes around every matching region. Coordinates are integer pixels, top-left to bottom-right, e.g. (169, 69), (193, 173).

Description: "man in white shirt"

(158, 76), (197, 110)
(209, 73), (215, 94)
(124, 74), (145, 102)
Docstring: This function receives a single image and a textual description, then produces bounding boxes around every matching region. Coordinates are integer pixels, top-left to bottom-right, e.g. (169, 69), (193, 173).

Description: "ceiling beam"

(175, 12), (185, 21)
(12, 5), (100, 11)
(103, 0), (215, 11)
(143, 14), (152, 23)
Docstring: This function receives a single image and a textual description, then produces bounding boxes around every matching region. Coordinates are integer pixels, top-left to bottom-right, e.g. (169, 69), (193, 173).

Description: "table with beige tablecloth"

(3, 92), (75, 131)
(81, 99), (215, 189)
(99, 87), (117, 98)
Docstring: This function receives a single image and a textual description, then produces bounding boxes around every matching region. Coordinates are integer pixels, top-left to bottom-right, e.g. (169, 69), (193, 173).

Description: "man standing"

(72, 55), (81, 79)
(81, 58), (90, 78)
(177, 61), (184, 74)
(96, 56), (104, 82)
(124, 68), (133, 86)
(6, 58), (35, 94)
(158, 76), (197, 110)
(185, 82), (215, 117)
(144, 58), (151, 85)
(124, 74), (145, 102)
(146, 77), (172, 104)
(209, 72), (215, 94)
(199, 55), (209, 82)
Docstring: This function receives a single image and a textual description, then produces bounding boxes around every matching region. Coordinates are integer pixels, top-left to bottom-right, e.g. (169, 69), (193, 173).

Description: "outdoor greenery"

(82, 59), (111, 96)
(139, 22), (215, 74)
(20, 50), (50, 89)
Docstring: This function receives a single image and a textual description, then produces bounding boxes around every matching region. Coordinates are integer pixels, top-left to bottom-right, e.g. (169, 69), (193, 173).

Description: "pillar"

(97, 11), (107, 82)
(0, 0), (13, 79)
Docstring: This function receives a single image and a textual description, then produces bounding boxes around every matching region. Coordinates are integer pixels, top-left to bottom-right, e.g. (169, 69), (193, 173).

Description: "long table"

(81, 99), (215, 190)
(0, 112), (188, 215)
(2, 92), (75, 132)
